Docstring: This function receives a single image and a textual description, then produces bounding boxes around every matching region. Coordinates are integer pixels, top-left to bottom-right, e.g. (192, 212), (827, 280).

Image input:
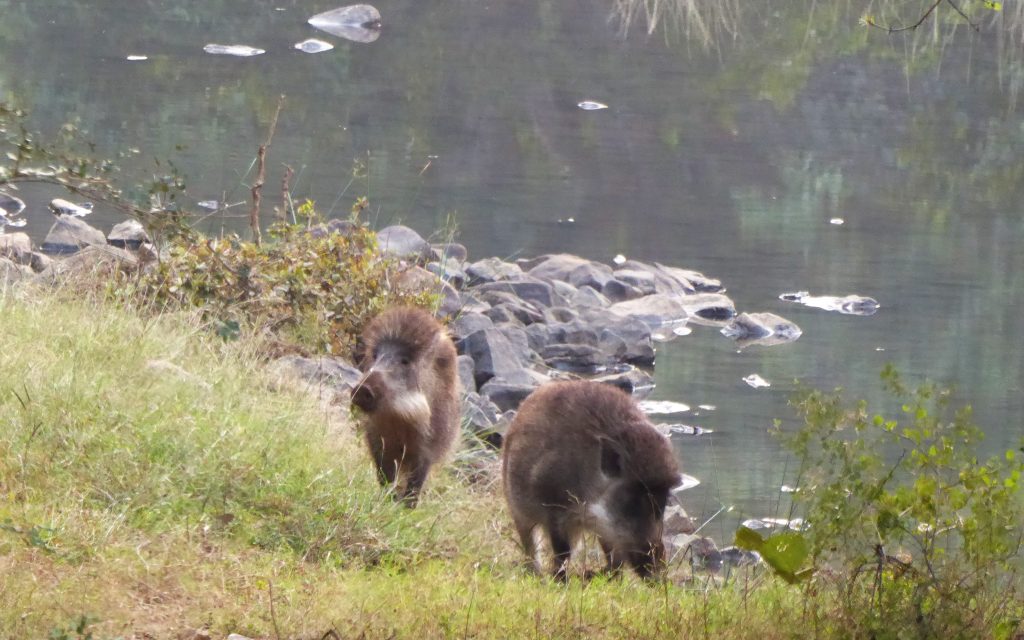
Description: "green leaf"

(984, 1), (1002, 11)
(734, 525), (765, 552)
(759, 531), (810, 583)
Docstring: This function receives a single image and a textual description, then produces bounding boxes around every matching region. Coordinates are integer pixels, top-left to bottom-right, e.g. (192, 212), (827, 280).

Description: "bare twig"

(280, 164), (295, 224)
(249, 95), (286, 246)
(268, 579), (282, 640)
(865, 0), (980, 34)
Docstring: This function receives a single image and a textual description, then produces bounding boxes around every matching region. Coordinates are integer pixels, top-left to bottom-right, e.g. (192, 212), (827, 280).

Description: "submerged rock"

(294, 38), (334, 53)
(203, 44), (265, 57)
(721, 312), (802, 347)
(780, 291), (880, 316)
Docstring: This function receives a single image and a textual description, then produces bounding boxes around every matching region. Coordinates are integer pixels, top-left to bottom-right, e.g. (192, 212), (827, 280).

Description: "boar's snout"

(351, 372), (382, 413)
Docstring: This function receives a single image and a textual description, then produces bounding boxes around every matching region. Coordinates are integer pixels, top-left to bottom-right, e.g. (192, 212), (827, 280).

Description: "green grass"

(7, 288), (1011, 639)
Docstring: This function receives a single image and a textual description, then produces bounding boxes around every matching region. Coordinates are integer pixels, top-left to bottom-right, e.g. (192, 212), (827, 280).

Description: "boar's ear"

(599, 438), (624, 478)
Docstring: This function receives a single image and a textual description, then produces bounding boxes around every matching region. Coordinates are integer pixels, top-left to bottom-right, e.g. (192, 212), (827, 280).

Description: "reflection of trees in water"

(609, 0), (741, 50)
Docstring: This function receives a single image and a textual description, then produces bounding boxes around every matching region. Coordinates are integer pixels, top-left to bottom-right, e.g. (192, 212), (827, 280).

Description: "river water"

(2, 0), (1022, 534)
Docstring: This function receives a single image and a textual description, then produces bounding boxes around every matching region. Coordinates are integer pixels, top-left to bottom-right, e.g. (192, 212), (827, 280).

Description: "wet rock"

(465, 257), (522, 285)
(608, 293), (687, 327)
(457, 354), (477, 392)
(376, 225), (431, 261)
(617, 260), (694, 296)
(779, 291), (879, 316)
(592, 367), (655, 397)
(41, 216), (106, 254)
(107, 219), (150, 250)
(655, 263), (724, 293)
(720, 546), (762, 568)
(0, 192), (26, 216)
(456, 328), (536, 388)
(742, 374), (771, 389)
(308, 4), (382, 43)
(679, 292), (736, 325)
(475, 277), (557, 308)
(294, 38), (334, 53)
(48, 198), (93, 217)
(0, 232), (31, 264)
(721, 312), (802, 347)
(203, 44), (265, 57)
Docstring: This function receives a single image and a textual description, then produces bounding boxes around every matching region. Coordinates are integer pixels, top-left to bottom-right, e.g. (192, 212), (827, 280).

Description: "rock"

(608, 293), (687, 327)
(41, 216), (106, 255)
(397, 266), (461, 317)
(539, 343), (611, 373)
(227, 634), (255, 640)
(720, 546), (762, 569)
(456, 328), (536, 388)
(721, 312), (802, 347)
(29, 252), (53, 273)
(271, 355), (363, 396)
(543, 306), (578, 324)
(0, 192), (26, 216)
(592, 367), (656, 397)
(479, 378), (541, 412)
(475, 277), (558, 308)
(107, 219), (150, 250)
(376, 225), (431, 261)
(685, 535), (722, 572)
(0, 232), (31, 264)
(569, 285), (611, 308)
(457, 354), (477, 392)
(612, 268), (657, 295)
(618, 260), (695, 296)
(602, 278), (643, 302)
(1, 257), (23, 285)
(465, 257), (522, 285)
(48, 198), (93, 217)
(34, 245), (138, 283)
(527, 254), (613, 290)
(431, 241), (468, 262)
(655, 263), (724, 293)
(477, 291), (544, 325)
(309, 218), (358, 238)
(450, 312), (494, 341)
(679, 292), (737, 325)
(426, 257), (467, 289)
(461, 391), (505, 447)
(664, 503), (698, 535)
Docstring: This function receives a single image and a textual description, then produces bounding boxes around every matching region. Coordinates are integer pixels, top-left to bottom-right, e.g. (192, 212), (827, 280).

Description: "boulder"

(426, 257), (467, 289)
(538, 343), (611, 373)
(612, 268), (657, 296)
(475, 277), (559, 308)
(0, 232), (32, 264)
(431, 241), (468, 263)
(396, 266), (461, 317)
(569, 285), (611, 308)
(527, 254), (613, 291)
(479, 378), (542, 412)
(107, 219), (150, 250)
(456, 327), (536, 388)
(450, 312), (494, 341)
(608, 293), (688, 327)
(680, 292), (737, 325)
(29, 252), (53, 273)
(41, 216), (106, 254)
(34, 245), (138, 283)
(456, 354), (477, 392)
(618, 260), (694, 295)
(376, 225), (431, 261)
(655, 263), (724, 293)
(602, 278), (644, 302)
(477, 291), (544, 325)
(592, 367), (656, 397)
(465, 257), (522, 285)
(461, 391), (506, 447)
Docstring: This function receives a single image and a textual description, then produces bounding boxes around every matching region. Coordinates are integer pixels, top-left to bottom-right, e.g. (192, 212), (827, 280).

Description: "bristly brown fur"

(355, 306), (460, 507)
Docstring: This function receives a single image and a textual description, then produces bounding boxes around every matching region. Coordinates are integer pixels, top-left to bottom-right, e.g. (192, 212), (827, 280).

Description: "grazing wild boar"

(502, 380), (681, 579)
(351, 306), (460, 507)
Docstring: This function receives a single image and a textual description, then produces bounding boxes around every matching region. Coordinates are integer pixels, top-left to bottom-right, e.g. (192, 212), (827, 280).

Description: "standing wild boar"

(502, 380), (681, 579)
(351, 306), (460, 507)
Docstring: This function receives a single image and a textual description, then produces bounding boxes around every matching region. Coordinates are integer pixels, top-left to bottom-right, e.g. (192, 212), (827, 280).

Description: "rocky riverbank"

(2, 214), (797, 574)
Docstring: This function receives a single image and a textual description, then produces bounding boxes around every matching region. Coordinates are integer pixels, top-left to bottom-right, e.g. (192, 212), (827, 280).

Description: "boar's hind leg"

(512, 519), (540, 574)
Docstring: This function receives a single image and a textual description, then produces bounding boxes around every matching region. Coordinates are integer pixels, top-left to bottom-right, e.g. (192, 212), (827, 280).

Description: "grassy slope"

(0, 291), (798, 639)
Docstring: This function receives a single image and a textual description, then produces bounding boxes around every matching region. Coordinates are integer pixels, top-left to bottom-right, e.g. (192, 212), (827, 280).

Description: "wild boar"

(351, 306), (460, 507)
(502, 380), (681, 579)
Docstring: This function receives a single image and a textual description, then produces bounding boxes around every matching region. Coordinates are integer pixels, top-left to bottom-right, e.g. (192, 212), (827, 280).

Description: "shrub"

(740, 365), (1024, 639)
